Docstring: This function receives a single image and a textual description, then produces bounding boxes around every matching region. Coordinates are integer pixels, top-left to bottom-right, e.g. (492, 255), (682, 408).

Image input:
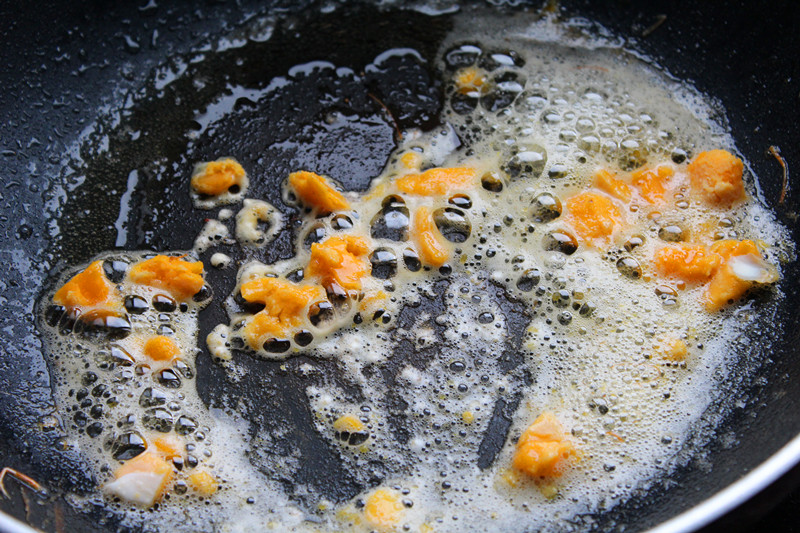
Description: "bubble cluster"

(41, 253), (225, 507)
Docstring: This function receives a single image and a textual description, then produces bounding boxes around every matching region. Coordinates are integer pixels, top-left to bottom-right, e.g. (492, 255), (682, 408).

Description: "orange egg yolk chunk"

(564, 191), (623, 244)
(53, 260), (120, 318)
(593, 169), (632, 202)
(113, 451), (174, 502)
(654, 244), (722, 282)
(128, 255), (205, 301)
(241, 277), (325, 348)
(688, 149), (745, 206)
(703, 262), (752, 312)
(306, 235), (371, 292)
(412, 206), (450, 267)
(152, 436), (184, 460)
(190, 158), (246, 196)
(143, 335), (181, 362)
(513, 412), (576, 478)
(288, 171), (350, 214)
(703, 239), (764, 312)
(709, 239), (760, 261)
(187, 470), (218, 496)
(454, 66), (487, 95)
(631, 164), (674, 203)
(363, 488), (404, 530)
(396, 167), (478, 196)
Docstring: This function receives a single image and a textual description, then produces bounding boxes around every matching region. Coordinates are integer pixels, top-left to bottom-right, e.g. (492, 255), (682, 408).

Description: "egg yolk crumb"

(363, 488), (404, 531)
(688, 149), (745, 206)
(128, 255), (205, 301)
(703, 239), (772, 312)
(631, 164), (674, 204)
(143, 335), (180, 362)
(399, 151), (423, 170)
(152, 436), (184, 460)
(107, 452), (174, 507)
(288, 171), (350, 214)
(53, 260), (120, 319)
(187, 470), (218, 497)
(396, 167), (478, 196)
(240, 278), (325, 348)
(412, 206), (450, 267)
(658, 336), (688, 362)
(709, 239), (760, 261)
(190, 158), (246, 196)
(704, 262), (753, 312)
(593, 169), (632, 203)
(654, 244), (721, 282)
(654, 239), (775, 311)
(564, 191), (623, 245)
(306, 235), (371, 293)
(454, 66), (487, 95)
(359, 290), (389, 313)
(512, 412), (576, 478)
(333, 414), (366, 433)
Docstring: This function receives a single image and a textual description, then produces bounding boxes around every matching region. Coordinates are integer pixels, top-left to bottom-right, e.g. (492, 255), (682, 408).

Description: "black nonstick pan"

(0, 1), (798, 531)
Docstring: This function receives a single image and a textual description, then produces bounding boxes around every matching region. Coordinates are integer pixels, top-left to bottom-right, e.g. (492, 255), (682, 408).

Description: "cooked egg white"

(235, 198), (283, 246)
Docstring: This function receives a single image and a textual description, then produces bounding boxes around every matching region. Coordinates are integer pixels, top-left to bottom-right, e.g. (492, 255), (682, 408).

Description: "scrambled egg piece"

(564, 191), (623, 245)
(306, 235), (371, 292)
(241, 278), (325, 348)
(412, 206), (450, 267)
(191, 158), (246, 196)
(53, 260), (121, 319)
(289, 171), (350, 214)
(128, 255), (205, 301)
(688, 149), (745, 206)
(363, 488), (404, 531)
(396, 167), (478, 196)
(512, 412), (576, 478)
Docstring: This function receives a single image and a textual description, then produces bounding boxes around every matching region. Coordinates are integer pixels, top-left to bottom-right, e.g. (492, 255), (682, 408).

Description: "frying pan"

(1, 0), (798, 531)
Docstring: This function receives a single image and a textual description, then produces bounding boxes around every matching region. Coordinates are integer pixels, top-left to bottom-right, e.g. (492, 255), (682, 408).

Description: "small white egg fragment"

(211, 252), (232, 269)
(235, 198), (283, 246)
(105, 452), (173, 507)
(207, 324), (232, 360)
(728, 254), (778, 283)
(193, 219), (229, 253)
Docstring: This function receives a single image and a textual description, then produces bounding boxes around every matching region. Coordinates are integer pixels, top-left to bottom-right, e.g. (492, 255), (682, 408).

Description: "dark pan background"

(0, 1), (798, 531)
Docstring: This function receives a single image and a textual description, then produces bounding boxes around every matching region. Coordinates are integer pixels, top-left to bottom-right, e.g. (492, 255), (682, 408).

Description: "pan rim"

(646, 432), (800, 532)
(0, 511), (38, 533)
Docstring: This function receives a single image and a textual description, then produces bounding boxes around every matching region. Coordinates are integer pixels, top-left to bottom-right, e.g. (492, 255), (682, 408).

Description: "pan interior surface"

(1, 1), (799, 532)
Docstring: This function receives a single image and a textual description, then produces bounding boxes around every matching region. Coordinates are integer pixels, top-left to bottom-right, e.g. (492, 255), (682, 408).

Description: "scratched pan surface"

(0, 1), (799, 532)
